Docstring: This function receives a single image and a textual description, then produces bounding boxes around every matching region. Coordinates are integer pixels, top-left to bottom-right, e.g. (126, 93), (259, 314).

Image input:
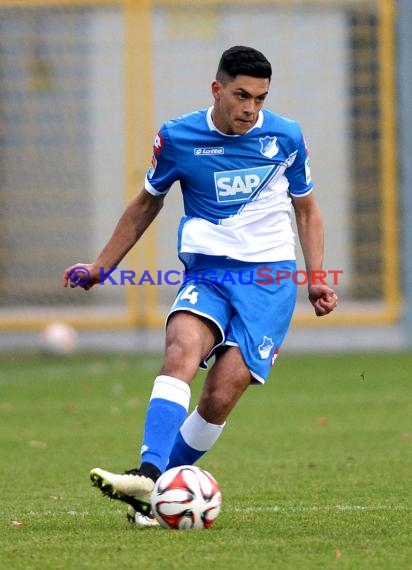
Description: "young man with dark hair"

(63, 45), (337, 526)
(216, 44), (272, 82)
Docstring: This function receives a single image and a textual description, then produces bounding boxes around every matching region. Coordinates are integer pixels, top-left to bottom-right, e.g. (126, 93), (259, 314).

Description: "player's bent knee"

(160, 341), (202, 380)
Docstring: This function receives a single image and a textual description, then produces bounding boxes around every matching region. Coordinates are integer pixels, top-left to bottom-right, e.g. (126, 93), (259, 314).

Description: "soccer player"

(63, 46), (338, 526)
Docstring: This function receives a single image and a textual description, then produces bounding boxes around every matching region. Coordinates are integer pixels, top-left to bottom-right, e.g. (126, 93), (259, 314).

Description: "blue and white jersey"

(145, 107), (313, 263)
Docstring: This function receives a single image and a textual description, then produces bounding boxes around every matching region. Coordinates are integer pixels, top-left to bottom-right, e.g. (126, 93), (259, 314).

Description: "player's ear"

(211, 80), (221, 100)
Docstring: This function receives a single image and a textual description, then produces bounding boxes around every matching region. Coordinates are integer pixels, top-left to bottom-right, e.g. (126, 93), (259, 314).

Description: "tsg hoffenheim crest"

(259, 136), (279, 159)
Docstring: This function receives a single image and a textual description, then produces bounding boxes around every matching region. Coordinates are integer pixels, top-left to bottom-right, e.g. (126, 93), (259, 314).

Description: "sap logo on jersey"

(214, 165), (274, 202)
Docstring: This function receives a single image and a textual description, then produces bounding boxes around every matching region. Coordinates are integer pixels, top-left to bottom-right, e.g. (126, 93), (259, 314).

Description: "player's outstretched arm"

(63, 188), (164, 290)
(292, 193), (338, 317)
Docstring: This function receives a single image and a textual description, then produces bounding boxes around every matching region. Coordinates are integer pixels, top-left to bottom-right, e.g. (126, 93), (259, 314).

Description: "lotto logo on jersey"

(305, 157), (312, 184)
(214, 165), (274, 202)
(194, 147), (224, 156)
(153, 132), (164, 155)
(147, 154), (157, 179)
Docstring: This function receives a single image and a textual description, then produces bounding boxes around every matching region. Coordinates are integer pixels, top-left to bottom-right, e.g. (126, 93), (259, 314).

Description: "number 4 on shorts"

(179, 284), (199, 305)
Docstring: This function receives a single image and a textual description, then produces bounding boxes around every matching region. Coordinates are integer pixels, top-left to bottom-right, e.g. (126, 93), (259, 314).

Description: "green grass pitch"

(0, 349), (411, 569)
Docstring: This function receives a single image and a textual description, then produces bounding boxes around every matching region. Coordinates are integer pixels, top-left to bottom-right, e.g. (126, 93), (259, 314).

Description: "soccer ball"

(40, 322), (77, 356)
(150, 465), (222, 530)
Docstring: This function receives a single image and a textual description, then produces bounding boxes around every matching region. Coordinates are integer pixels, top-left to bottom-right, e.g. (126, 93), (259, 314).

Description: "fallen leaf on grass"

(316, 417), (330, 426)
(11, 520), (27, 527)
(29, 440), (47, 448)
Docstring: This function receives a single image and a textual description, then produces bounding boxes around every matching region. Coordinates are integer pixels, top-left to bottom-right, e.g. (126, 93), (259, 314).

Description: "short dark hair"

(216, 45), (272, 83)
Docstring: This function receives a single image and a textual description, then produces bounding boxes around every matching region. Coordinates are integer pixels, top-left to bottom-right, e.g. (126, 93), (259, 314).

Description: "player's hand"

(308, 284), (338, 317)
(62, 263), (100, 291)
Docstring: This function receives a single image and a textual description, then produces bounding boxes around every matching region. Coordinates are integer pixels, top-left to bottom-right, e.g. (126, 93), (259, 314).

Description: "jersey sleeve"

(285, 128), (314, 197)
(144, 124), (180, 196)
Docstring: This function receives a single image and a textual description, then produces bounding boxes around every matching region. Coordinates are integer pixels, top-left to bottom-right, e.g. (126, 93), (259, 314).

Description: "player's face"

(211, 75), (270, 135)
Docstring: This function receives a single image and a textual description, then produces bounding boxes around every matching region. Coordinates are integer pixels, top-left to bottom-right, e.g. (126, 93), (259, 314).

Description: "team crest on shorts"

(258, 336), (274, 359)
(259, 136), (279, 159)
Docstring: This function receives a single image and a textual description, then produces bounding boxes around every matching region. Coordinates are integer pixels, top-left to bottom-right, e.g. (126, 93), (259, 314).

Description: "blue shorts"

(167, 256), (297, 384)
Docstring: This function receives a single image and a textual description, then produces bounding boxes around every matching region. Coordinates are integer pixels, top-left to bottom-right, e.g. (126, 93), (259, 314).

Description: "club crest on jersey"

(214, 165), (274, 203)
(259, 136), (279, 159)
